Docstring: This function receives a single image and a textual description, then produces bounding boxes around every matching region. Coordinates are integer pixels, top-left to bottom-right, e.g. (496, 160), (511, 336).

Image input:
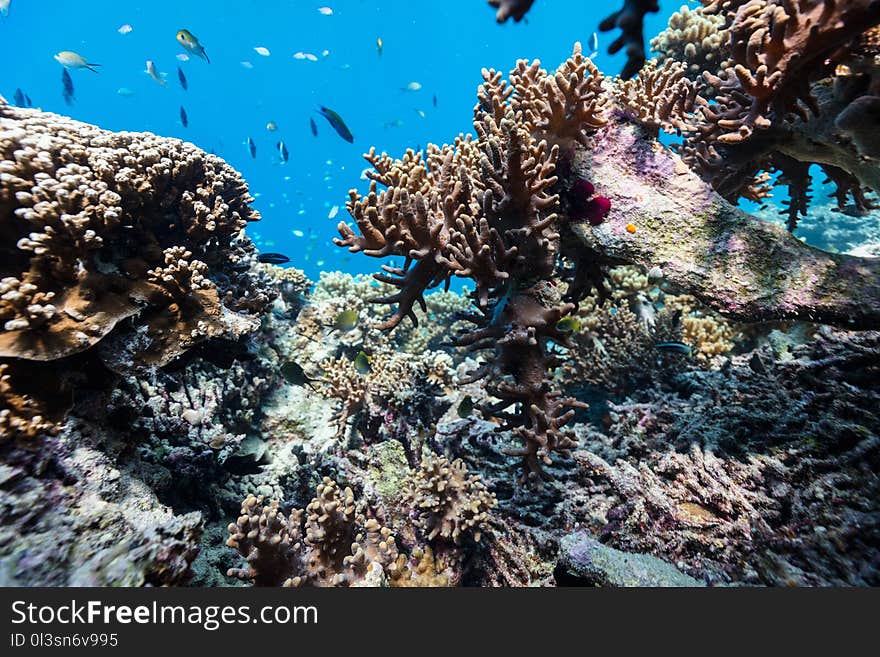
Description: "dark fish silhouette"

(247, 136), (256, 159)
(180, 106), (188, 127)
(277, 140), (289, 163)
(257, 252), (290, 264)
(655, 342), (692, 356)
(177, 66), (188, 91)
(24, 93), (31, 107)
(318, 105), (353, 143)
(280, 361), (319, 391)
(309, 117), (318, 137)
(433, 93), (437, 108)
(61, 68), (75, 106)
(13, 88), (24, 106)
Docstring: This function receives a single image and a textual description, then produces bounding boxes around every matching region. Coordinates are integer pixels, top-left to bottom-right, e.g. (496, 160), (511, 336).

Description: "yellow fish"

(176, 29), (209, 63)
(334, 309), (359, 333)
(354, 351), (371, 375)
(376, 37), (383, 56)
(54, 51), (100, 72)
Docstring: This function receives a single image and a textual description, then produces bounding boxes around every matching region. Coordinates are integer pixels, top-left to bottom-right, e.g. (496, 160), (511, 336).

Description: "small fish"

(328, 205), (339, 219)
(457, 395), (474, 419)
(118, 23), (133, 35)
(247, 136), (256, 158)
(402, 81), (422, 92)
(376, 37), (383, 56)
(415, 109), (426, 118)
(177, 66), (188, 91)
(334, 309), (359, 333)
(555, 316), (581, 333)
(240, 60), (253, 69)
(61, 68), (75, 105)
(433, 94), (437, 107)
(177, 29), (209, 63)
(317, 106), (353, 143)
(309, 117), (318, 137)
(266, 121), (277, 131)
(176, 53), (190, 62)
(144, 60), (167, 86)
(54, 51), (100, 72)
(116, 87), (135, 97)
(12, 88), (24, 107)
(281, 361), (319, 391)
(354, 351), (371, 375)
(257, 252), (290, 264)
(317, 6), (333, 15)
(384, 118), (404, 129)
(0, 0), (10, 18)
(655, 342), (692, 356)
(590, 32), (599, 57)
(277, 140), (289, 163)
(180, 106), (188, 128)
(254, 46), (270, 57)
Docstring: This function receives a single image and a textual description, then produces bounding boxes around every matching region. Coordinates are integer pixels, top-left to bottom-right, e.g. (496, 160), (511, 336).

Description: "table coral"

(0, 102), (272, 369)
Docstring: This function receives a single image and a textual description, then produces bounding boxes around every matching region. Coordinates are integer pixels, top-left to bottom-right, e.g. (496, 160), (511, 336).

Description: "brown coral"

(613, 58), (702, 135)
(404, 454), (496, 544)
(0, 102), (270, 366)
(336, 44), (606, 478)
(227, 477), (399, 587)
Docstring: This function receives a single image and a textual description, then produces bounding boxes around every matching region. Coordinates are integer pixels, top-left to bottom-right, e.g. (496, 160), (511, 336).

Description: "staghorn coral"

(404, 454), (496, 544)
(336, 44), (605, 479)
(226, 477), (399, 587)
(677, 0), (880, 230)
(0, 102), (271, 367)
(650, 4), (732, 81)
(573, 327), (880, 585)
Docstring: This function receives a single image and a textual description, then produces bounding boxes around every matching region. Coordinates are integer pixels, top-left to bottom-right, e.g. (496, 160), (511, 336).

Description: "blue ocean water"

(0, 1), (670, 280)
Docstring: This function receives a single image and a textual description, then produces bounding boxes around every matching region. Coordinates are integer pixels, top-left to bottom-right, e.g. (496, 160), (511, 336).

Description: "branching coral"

(678, 0), (880, 230)
(613, 58), (702, 135)
(226, 477), (399, 586)
(336, 44), (606, 479)
(404, 454), (496, 544)
(650, 4), (732, 81)
(0, 363), (58, 440)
